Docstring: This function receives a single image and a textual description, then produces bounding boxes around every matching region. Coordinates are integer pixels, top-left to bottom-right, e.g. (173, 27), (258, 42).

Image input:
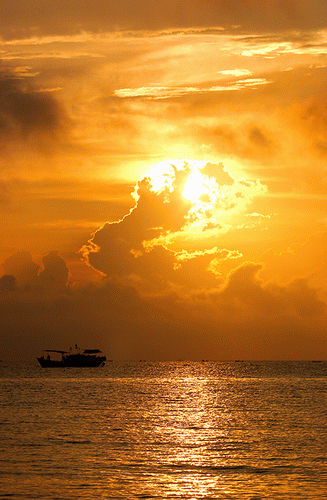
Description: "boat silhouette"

(37, 345), (106, 367)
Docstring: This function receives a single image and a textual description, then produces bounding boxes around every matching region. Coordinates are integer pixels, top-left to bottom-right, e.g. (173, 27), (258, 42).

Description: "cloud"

(217, 262), (326, 319)
(0, 181), (11, 206)
(1, 251), (326, 363)
(114, 79), (271, 99)
(1, 250), (69, 292)
(240, 32), (327, 57)
(0, 69), (68, 150)
(1, 0), (327, 40)
(2, 251), (39, 288)
(200, 162), (235, 185)
(81, 164), (193, 285)
(0, 52), (104, 61)
(248, 126), (272, 148)
(0, 274), (16, 291)
(80, 161), (267, 292)
(37, 250), (69, 292)
(260, 231), (327, 291)
(219, 69), (253, 77)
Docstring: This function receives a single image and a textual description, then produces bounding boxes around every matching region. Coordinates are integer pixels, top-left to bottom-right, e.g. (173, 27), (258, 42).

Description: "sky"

(1, 0), (327, 362)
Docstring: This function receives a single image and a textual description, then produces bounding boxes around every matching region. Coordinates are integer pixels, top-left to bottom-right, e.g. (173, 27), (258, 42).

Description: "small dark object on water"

(37, 345), (106, 367)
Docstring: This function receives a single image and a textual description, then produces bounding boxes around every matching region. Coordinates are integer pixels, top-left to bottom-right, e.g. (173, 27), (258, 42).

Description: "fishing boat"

(37, 344), (106, 367)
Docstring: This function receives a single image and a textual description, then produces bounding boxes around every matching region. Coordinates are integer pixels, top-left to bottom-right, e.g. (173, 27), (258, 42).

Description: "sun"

(182, 168), (212, 203)
(138, 158), (268, 249)
(147, 159), (218, 205)
(144, 159), (225, 230)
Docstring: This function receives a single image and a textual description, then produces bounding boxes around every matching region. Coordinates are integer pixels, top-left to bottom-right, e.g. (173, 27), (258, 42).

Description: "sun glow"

(146, 159), (229, 222)
(147, 159), (219, 204)
(147, 160), (177, 193)
(182, 169), (210, 203)
(143, 159), (267, 237)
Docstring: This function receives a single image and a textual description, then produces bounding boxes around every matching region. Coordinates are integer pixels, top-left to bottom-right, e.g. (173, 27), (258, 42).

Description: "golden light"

(147, 159), (220, 204)
(142, 159), (267, 240)
(147, 160), (177, 193)
(182, 168), (210, 203)
(145, 159), (227, 230)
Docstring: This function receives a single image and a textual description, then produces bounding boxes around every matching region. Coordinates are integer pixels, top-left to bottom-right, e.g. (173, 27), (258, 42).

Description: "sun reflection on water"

(134, 363), (240, 498)
(4, 362), (325, 499)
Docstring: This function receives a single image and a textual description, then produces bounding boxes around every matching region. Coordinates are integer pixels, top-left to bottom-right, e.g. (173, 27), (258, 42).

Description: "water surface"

(1, 361), (327, 498)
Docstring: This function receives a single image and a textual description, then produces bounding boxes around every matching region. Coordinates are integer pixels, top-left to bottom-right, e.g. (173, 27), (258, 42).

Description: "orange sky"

(1, 1), (327, 361)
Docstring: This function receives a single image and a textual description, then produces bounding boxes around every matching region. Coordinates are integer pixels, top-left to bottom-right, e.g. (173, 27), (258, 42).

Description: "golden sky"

(1, 1), (327, 361)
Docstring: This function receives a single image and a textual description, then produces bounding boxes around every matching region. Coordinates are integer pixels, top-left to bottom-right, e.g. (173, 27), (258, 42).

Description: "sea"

(1, 361), (327, 499)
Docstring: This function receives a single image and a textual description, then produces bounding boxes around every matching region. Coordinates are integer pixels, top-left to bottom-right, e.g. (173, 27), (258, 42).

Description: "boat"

(37, 344), (106, 367)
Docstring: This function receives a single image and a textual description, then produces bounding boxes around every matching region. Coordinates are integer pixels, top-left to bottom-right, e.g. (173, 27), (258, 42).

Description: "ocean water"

(1, 361), (327, 499)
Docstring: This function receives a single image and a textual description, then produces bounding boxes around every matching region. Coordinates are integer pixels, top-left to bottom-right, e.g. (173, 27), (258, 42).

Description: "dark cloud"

(0, 274), (16, 291)
(0, 70), (68, 149)
(1, 250), (69, 292)
(0, 253), (326, 363)
(0, 181), (10, 206)
(37, 250), (69, 292)
(0, 0), (326, 40)
(248, 126), (272, 148)
(2, 251), (39, 288)
(299, 100), (327, 156)
(218, 262), (326, 318)
(188, 119), (278, 163)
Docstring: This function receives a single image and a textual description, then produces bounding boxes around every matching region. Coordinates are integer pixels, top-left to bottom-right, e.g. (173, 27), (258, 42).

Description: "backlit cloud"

(82, 160), (267, 292)
(219, 69), (253, 77)
(114, 79), (270, 99)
